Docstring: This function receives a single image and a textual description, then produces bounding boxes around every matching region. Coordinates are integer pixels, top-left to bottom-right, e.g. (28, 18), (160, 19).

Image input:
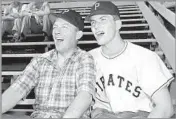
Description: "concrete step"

(2, 39), (156, 46)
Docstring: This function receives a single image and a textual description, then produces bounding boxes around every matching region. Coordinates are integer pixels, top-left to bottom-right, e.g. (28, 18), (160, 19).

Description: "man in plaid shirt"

(2, 10), (96, 118)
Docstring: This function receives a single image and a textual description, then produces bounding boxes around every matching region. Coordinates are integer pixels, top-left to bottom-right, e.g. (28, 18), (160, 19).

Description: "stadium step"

(2, 38), (156, 46)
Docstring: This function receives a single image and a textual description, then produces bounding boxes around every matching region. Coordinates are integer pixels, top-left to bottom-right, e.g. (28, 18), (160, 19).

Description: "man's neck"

(56, 48), (77, 67)
(101, 34), (125, 58)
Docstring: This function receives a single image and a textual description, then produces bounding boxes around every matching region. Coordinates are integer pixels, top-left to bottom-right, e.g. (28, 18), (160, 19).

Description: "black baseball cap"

(86, 1), (120, 21)
(49, 9), (84, 31)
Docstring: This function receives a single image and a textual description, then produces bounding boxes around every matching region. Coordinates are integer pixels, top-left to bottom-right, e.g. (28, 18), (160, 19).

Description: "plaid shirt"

(11, 48), (96, 118)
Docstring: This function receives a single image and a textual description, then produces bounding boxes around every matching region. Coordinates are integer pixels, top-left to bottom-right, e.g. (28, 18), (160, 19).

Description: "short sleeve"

(138, 52), (174, 97)
(11, 57), (40, 97)
(76, 53), (96, 98)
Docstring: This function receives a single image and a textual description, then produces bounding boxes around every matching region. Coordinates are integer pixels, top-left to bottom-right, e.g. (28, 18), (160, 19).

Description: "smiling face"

(90, 15), (119, 46)
(52, 18), (79, 54)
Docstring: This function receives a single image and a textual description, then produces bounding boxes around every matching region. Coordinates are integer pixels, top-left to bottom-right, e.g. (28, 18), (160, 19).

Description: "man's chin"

(97, 42), (106, 46)
(97, 39), (106, 46)
(56, 47), (63, 52)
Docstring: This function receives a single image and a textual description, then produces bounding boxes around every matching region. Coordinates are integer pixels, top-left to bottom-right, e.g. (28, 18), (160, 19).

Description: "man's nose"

(54, 29), (61, 35)
(55, 32), (60, 35)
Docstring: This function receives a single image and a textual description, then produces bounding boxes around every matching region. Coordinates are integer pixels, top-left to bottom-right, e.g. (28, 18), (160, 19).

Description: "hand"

(91, 108), (105, 118)
(33, 14), (40, 24)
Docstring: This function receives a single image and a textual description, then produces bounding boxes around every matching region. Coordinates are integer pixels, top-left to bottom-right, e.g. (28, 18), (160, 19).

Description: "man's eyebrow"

(91, 16), (108, 21)
(100, 16), (108, 19)
(62, 23), (69, 26)
(53, 23), (69, 27)
(53, 23), (69, 26)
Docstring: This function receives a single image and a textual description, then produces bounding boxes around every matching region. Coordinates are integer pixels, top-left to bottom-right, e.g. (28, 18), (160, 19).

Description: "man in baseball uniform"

(86, 1), (174, 118)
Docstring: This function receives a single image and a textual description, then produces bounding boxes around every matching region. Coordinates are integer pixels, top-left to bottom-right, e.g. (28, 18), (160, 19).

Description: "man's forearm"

(148, 105), (174, 118)
(148, 87), (174, 118)
(2, 86), (24, 114)
(63, 91), (92, 118)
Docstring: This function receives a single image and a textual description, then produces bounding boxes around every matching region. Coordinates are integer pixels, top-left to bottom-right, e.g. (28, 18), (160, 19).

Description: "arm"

(137, 52), (174, 118)
(2, 86), (24, 113)
(63, 91), (92, 118)
(148, 86), (174, 118)
(2, 58), (39, 114)
(63, 53), (96, 118)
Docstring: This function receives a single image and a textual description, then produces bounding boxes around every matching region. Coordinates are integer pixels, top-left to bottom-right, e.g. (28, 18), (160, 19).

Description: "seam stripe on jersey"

(101, 41), (128, 59)
(96, 96), (109, 104)
(151, 77), (174, 98)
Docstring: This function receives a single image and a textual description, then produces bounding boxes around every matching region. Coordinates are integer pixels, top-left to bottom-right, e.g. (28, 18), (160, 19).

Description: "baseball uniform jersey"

(89, 41), (174, 113)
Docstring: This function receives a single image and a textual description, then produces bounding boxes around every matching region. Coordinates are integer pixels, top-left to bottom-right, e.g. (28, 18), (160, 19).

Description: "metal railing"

(137, 1), (175, 72)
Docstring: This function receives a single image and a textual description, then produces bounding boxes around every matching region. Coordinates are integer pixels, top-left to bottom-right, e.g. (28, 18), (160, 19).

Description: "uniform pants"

(91, 108), (149, 118)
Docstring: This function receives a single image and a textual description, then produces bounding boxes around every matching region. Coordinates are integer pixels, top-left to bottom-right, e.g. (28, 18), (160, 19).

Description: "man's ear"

(76, 30), (83, 40)
(115, 20), (122, 31)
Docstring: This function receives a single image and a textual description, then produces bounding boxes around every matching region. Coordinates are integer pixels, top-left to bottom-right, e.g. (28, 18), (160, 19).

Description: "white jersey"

(89, 41), (174, 113)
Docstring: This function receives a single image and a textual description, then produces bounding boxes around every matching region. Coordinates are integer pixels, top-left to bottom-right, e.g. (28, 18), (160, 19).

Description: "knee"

(15, 18), (21, 20)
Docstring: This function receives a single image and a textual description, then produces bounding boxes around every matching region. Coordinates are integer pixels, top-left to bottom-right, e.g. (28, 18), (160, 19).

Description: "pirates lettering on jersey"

(96, 74), (142, 98)
(95, 76), (105, 93)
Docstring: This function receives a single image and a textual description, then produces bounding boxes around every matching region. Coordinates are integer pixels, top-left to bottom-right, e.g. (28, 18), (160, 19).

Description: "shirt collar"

(39, 47), (81, 64)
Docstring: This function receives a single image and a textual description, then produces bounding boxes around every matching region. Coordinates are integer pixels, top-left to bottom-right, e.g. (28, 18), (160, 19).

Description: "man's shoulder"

(128, 42), (155, 56)
(78, 48), (92, 56)
(39, 49), (54, 57)
(34, 49), (55, 62)
(127, 42), (158, 63)
(75, 48), (95, 62)
(88, 47), (101, 57)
